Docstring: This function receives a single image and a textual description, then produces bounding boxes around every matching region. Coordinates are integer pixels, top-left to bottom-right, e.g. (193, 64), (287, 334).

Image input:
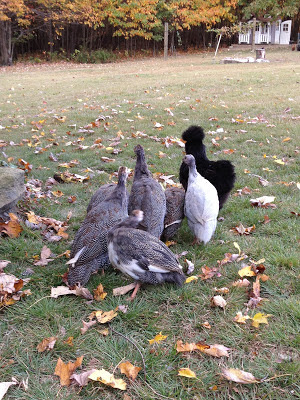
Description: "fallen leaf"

(0, 381), (17, 399)
(90, 309), (118, 324)
(93, 284), (107, 301)
(178, 368), (197, 378)
(185, 259), (195, 275)
(251, 313), (272, 328)
(231, 223), (255, 235)
(119, 361), (142, 380)
(113, 283), (136, 296)
(81, 320), (97, 334)
(221, 368), (259, 384)
(71, 369), (97, 386)
(202, 321), (211, 329)
(200, 265), (221, 280)
(200, 344), (231, 358)
(37, 336), (57, 352)
(185, 275), (198, 284)
(118, 305), (128, 313)
(233, 311), (251, 324)
(250, 196), (276, 208)
(101, 157), (115, 163)
(34, 246), (54, 266)
(99, 328), (109, 336)
(88, 369), (126, 390)
(51, 286), (76, 298)
(0, 260), (10, 273)
(0, 213), (23, 238)
(211, 295), (227, 309)
(232, 278), (251, 287)
(54, 356), (84, 386)
(238, 265), (256, 278)
(176, 340), (205, 353)
(214, 287), (229, 294)
(149, 332), (168, 345)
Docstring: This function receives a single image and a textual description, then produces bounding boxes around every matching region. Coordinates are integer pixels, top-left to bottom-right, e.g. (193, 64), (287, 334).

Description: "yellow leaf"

(221, 368), (259, 384)
(233, 242), (241, 255)
(238, 265), (256, 277)
(282, 137), (291, 142)
(88, 369), (126, 390)
(93, 309), (118, 324)
(233, 311), (251, 324)
(185, 275), (198, 284)
(93, 283), (107, 301)
(178, 368), (197, 378)
(149, 332), (168, 345)
(274, 159), (285, 165)
(119, 361), (142, 380)
(251, 313), (272, 328)
(176, 340), (204, 353)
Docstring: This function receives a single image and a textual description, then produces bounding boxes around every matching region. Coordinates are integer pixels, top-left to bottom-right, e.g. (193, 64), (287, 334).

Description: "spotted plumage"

(161, 187), (185, 241)
(67, 166), (128, 286)
(87, 182), (129, 213)
(128, 144), (166, 238)
(108, 210), (185, 298)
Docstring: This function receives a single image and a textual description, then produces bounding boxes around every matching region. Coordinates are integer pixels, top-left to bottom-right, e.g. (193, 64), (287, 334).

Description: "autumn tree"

(0, 0), (31, 65)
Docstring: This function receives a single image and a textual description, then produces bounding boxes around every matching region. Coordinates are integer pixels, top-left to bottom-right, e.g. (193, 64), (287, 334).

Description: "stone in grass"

(0, 167), (25, 220)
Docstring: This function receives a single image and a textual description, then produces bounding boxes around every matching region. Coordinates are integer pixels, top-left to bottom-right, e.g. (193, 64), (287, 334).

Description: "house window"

(255, 24), (260, 31)
(283, 24), (289, 32)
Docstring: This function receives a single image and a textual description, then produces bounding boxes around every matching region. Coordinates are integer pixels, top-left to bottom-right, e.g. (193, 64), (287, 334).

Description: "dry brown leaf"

(99, 328), (109, 336)
(81, 320), (97, 334)
(214, 287), (229, 294)
(71, 369), (97, 386)
(0, 213), (23, 238)
(202, 321), (211, 329)
(211, 295), (227, 309)
(37, 336), (57, 352)
(200, 344), (230, 358)
(51, 286), (76, 298)
(119, 361), (142, 380)
(250, 196), (276, 208)
(200, 265), (221, 280)
(54, 356), (84, 386)
(93, 283), (107, 301)
(34, 246), (54, 266)
(221, 368), (259, 384)
(176, 340), (206, 353)
(113, 283), (136, 296)
(231, 223), (255, 235)
(75, 286), (93, 300)
(88, 369), (126, 390)
(232, 278), (251, 287)
(0, 260), (10, 273)
(63, 336), (74, 346)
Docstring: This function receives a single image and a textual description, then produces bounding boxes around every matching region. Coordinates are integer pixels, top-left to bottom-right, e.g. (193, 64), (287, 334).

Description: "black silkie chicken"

(179, 125), (236, 209)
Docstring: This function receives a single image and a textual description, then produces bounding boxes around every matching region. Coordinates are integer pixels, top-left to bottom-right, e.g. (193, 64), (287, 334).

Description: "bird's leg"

(192, 237), (199, 246)
(127, 282), (141, 301)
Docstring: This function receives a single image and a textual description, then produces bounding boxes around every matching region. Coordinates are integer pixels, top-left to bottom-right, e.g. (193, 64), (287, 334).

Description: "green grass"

(0, 47), (299, 400)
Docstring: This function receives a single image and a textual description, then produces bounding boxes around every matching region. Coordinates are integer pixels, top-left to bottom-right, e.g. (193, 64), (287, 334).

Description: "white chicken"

(183, 154), (219, 244)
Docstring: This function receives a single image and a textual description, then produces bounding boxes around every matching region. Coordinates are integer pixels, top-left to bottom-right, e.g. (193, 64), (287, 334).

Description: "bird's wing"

(111, 228), (182, 273)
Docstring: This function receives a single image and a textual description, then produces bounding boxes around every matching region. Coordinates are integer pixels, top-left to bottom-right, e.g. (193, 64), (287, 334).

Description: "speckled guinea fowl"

(161, 187), (185, 242)
(128, 144), (166, 238)
(87, 182), (129, 213)
(67, 166), (128, 286)
(183, 155), (219, 244)
(108, 210), (186, 299)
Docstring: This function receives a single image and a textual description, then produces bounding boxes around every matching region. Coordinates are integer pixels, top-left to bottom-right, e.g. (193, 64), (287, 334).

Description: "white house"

(238, 19), (292, 45)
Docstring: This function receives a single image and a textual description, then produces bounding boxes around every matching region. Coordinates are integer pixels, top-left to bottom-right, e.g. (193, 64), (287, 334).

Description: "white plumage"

(183, 154), (219, 244)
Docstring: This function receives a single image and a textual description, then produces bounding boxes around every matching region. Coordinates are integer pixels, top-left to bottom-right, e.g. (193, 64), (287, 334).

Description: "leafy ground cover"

(0, 47), (299, 400)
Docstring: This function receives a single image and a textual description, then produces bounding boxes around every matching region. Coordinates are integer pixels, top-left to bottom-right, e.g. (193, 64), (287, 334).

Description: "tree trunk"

(164, 22), (168, 59)
(252, 17), (256, 51)
(0, 20), (13, 66)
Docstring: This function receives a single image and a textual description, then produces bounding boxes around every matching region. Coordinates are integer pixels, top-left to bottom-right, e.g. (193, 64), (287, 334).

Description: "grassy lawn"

(0, 47), (299, 400)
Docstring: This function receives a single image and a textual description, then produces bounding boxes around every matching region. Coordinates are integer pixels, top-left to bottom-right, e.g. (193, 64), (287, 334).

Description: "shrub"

(71, 48), (116, 64)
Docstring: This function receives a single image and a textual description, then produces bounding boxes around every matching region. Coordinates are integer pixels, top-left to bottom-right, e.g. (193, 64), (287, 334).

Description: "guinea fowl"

(107, 210), (186, 300)
(161, 187), (185, 242)
(66, 166), (128, 287)
(179, 125), (236, 209)
(128, 144), (166, 238)
(183, 155), (219, 244)
(87, 182), (129, 213)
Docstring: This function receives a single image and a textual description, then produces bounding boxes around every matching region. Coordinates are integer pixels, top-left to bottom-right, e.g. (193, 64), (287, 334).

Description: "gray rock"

(0, 167), (25, 219)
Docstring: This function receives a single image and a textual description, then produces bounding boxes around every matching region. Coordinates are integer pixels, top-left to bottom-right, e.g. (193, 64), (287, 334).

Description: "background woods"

(1, 0), (299, 65)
